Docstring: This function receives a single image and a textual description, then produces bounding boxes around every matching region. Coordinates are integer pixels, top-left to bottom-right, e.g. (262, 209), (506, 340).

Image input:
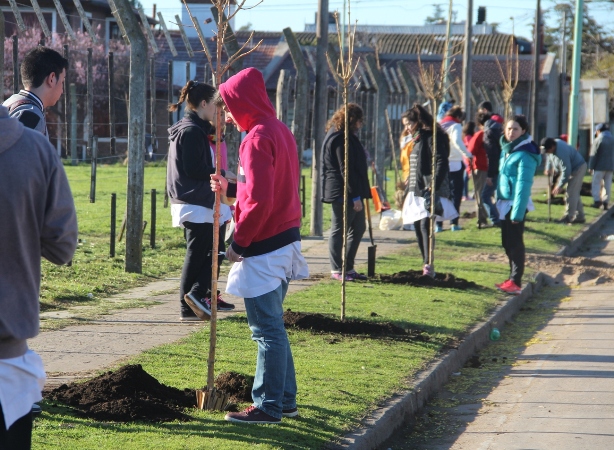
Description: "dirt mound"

(283, 311), (427, 340)
(214, 372), (253, 404)
(46, 364), (194, 422)
(377, 271), (478, 290)
(459, 252), (614, 287)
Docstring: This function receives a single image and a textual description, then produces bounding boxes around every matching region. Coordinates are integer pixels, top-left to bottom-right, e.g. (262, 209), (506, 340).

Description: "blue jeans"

(481, 176), (500, 224)
(244, 278), (296, 419)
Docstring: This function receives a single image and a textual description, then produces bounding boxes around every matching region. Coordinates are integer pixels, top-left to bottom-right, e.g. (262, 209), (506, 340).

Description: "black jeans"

(329, 200), (366, 273)
(180, 221), (226, 308)
(413, 217), (433, 264)
(501, 212), (525, 286)
(0, 404), (32, 450)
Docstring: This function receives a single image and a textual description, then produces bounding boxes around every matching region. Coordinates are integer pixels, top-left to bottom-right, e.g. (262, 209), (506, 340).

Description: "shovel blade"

(367, 245), (377, 278)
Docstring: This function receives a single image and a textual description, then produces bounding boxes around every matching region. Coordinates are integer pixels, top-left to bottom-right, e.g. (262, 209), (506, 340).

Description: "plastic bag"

(379, 209), (403, 230)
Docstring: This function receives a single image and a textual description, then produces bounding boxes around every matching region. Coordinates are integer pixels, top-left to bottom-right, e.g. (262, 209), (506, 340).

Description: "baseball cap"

(595, 123), (609, 133)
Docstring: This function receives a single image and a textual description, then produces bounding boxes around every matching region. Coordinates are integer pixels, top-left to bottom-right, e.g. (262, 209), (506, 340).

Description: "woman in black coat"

(403, 103), (450, 277)
(321, 103), (371, 281)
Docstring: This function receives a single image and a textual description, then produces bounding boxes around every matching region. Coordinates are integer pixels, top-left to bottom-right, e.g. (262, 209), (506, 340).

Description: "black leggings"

(0, 404), (32, 450)
(413, 217), (433, 264)
(180, 221), (227, 306)
(501, 212), (525, 285)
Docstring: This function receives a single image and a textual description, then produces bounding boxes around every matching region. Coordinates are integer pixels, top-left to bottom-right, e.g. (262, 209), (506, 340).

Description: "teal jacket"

(497, 134), (541, 222)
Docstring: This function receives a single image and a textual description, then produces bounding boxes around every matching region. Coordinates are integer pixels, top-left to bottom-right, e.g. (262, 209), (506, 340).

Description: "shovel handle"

(365, 198), (375, 246)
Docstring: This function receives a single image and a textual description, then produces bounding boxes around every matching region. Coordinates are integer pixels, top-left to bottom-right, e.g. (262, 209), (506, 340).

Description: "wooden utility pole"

(442, 0), (454, 100)
(283, 27), (309, 162)
(530, 0), (541, 139)
(559, 10), (568, 134)
(462, 0), (473, 119)
(311, 0), (328, 236)
(112, 0), (148, 274)
(109, 52), (116, 155)
(364, 55), (388, 190)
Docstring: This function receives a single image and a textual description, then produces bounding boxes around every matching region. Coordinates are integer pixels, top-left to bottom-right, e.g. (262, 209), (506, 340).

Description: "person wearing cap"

(588, 123), (614, 210)
(541, 137), (587, 224)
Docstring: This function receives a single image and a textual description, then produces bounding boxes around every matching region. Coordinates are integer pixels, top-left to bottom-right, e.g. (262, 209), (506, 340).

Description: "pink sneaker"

(498, 280), (522, 295)
(422, 264), (435, 278)
(331, 272), (352, 281)
(495, 279), (512, 290)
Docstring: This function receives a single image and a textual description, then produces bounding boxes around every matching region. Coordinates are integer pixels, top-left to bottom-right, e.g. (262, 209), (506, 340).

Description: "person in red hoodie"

(468, 112), (492, 226)
(210, 68), (309, 424)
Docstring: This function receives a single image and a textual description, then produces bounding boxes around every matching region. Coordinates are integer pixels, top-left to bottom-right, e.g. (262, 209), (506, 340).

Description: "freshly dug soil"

(46, 364), (194, 422)
(214, 371), (253, 404)
(283, 310), (428, 341)
(377, 270), (478, 290)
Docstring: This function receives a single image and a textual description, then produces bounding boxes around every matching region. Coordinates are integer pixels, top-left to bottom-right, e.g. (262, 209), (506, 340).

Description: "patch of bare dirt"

(45, 366), (257, 422)
(46, 365), (194, 422)
(283, 311), (429, 341)
(459, 252), (614, 287)
(213, 372), (253, 404)
(377, 271), (478, 290)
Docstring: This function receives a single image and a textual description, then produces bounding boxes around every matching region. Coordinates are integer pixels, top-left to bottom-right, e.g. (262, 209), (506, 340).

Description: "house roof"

(153, 29), (548, 93)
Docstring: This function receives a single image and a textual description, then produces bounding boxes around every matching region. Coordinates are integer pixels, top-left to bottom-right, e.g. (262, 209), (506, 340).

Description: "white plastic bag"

(379, 209), (403, 230)
(402, 191), (459, 223)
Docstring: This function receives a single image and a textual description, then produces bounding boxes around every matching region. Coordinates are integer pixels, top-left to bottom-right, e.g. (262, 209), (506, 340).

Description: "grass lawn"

(33, 166), (602, 448)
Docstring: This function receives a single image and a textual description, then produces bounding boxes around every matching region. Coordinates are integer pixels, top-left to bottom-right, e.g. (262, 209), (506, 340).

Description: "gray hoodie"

(589, 130), (614, 172)
(0, 105), (77, 359)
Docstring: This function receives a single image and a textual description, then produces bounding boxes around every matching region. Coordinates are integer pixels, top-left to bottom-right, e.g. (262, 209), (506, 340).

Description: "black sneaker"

(32, 403), (42, 416)
(206, 291), (235, 311)
(571, 217), (586, 224)
(179, 307), (200, 322)
(225, 405), (281, 424)
(184, 293), (211, 321)
(282, 407), (299, 418)
(556, 216), (571, 224)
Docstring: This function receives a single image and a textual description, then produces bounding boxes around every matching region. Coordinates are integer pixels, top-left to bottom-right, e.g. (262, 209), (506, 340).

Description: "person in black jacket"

(167, 80), (235, 321)
(321, 103), (371, 281)
(403, 103), (450, 277)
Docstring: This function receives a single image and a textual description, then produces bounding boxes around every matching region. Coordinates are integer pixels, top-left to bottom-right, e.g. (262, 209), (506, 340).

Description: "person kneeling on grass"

(210, 68), (309, 424)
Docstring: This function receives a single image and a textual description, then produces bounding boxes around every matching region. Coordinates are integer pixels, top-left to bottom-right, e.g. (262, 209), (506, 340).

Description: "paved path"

(387, 216), (614, 449)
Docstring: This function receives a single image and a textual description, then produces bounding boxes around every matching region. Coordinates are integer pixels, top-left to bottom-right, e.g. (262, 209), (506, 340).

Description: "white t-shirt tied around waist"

(0, 350), (46, 429)
(225, 242), (309, 299)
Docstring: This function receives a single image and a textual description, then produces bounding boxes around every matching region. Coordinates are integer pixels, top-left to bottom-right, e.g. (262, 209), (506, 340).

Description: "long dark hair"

(168, 80), (217, 112)
(403, 103), (436, 131)
(325, 103), (364, 132)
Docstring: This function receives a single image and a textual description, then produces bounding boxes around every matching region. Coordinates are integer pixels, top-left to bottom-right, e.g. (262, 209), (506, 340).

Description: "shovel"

(365, 198), (377, 278)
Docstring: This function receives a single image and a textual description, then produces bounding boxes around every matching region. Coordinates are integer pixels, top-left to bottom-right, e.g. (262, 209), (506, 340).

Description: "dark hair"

(168, 80), (217, 112)
(445, 105), (464, 120)
(403, 103), (435, 130)
(510, 114), (529, 132)
(325, 103), (364, 132)
(540, 137), (556, 150)
(476, 111), (491, 126)
(462, 121), (476, 138)
(21, 47), (68, 89)
(478, 101), (492, 112)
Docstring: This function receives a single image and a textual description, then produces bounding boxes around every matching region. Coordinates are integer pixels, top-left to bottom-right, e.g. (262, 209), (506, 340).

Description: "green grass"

(35, 246), (509, 449)
(34, 166), (602, 447)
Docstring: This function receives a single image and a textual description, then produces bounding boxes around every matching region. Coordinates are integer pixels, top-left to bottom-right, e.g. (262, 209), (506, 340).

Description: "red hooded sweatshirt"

(219, 68), (301, 257)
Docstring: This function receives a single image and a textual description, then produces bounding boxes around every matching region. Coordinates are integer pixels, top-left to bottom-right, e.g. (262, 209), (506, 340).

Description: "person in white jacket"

(438, 105), (473, 231)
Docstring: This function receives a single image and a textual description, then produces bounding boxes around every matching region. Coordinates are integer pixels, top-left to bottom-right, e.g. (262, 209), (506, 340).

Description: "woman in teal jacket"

(495, 115), (541, 295)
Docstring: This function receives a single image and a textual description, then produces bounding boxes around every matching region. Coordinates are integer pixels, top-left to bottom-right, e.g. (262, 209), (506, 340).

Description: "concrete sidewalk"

(342, 214), (614, 449)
